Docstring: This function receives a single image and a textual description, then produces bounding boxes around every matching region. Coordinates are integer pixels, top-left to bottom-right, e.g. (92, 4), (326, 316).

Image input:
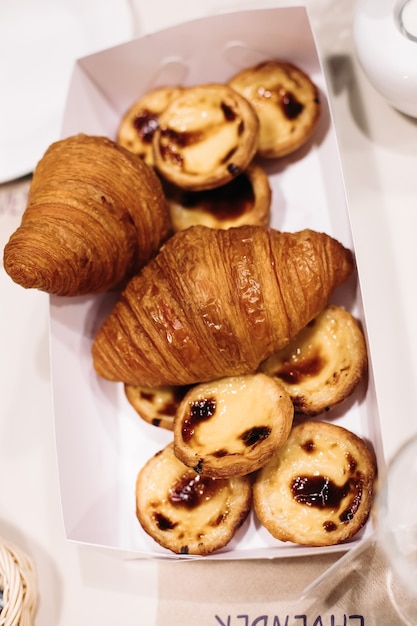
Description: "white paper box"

(50, 7), (384, 559)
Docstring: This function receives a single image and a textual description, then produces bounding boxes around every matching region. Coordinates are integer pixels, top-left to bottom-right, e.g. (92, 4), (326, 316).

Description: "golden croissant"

(92, 225), (354, 387)
(3, 134), (171, 296)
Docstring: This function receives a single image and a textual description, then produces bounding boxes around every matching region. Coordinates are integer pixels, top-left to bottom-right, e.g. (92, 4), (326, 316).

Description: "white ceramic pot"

(353, 0), (417, 117)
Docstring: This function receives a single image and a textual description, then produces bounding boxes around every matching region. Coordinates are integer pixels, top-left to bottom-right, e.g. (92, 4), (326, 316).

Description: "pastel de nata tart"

(259, 305), (368, 416)
(136, 442), (252, 555)
(152, 83), (259, 191)
(228, 60), (320, 158)
(163, 162), (271, 232)
(116, 86), (184, 166)
(124, 383), (192, 431)
(253, 420), (377, 547)
(173, 373), (294, 478)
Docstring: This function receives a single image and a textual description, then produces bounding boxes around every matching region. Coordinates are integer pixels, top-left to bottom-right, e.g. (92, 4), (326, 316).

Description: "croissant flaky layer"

(3, 134), (171, 296)
(92, 225), (354, 387)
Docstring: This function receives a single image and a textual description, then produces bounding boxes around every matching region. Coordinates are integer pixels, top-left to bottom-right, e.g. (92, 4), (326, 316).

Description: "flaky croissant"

(92, 225), (354, 387)
(3, 134), (171, 296)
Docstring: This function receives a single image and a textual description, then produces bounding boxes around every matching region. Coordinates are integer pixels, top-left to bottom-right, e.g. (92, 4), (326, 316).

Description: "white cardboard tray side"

(51, 7), (384, 559)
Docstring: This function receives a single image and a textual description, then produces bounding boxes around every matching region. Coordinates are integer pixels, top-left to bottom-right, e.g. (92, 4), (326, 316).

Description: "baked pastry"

(152, 83), (259, 190)
(164, 163), (271, 232)
(173, 373), (293, 477)
(124, 383), (192, 430)
(135, 442), (252, 555)
(228, 60), (320, 158)
(116, 86), (184, 166)
(259, 305), (368, 415)
(92, 225), (354, 387)
(253, 420), (377, 546)
(3, 134), (171, 296)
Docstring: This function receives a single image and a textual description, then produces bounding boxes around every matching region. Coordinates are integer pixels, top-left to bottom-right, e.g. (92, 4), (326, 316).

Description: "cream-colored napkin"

(156, 542), (416, 625)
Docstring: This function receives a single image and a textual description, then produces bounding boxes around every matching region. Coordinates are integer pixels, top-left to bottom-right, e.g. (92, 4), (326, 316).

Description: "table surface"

(1, 1), (417, 624)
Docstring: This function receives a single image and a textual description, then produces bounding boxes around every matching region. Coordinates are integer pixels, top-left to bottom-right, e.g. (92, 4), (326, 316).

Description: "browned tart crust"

(117, 86), (184, 166)
(124, 383), (192, 431)
(260, 305), (368, 415)
(173, 373), (294, 478)
(152, 83), (259, 191)
(229, 60), (320, 158)
(164, 162), (271, 231)
(136, 442), (252, 555)
(253, 420), (377, 546)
